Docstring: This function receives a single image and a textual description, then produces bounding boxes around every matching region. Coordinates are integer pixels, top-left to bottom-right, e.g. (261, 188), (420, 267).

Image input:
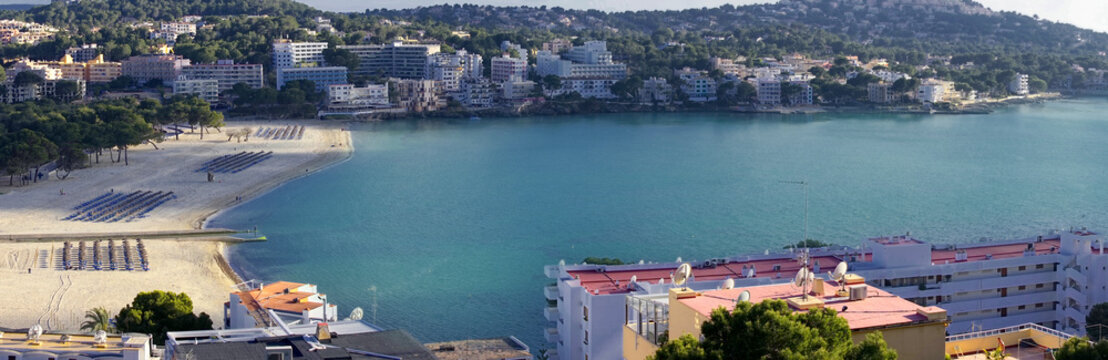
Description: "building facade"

(182, 60), (265, 91)
(394, 79), (445, 112)
(173, 78), (220, 103)
(337, 42), (441, 78)
(226, 280), (338, 329)
(272, 41), (328, 70)
(276, 66), (348, 92)
(1009, 73), (1030, 95)
(674, 68), (717, 102)
(491, 55), (527, 83)
(327, 83), (389, 109)
(121, 54), (191, 86)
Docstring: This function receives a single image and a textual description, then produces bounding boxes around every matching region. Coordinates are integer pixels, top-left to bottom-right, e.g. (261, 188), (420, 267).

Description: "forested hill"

(365, 0), (1108, 56)
(8, 0), (319, 28)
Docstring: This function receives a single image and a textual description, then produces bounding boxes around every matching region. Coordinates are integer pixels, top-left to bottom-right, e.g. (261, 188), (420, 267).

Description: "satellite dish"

(722, 278), (734, 289)
(658, 278), (665, 285)
(630, 275), (637, 284)
(28, 324), (43, 341)
(94, 330), (107, 344)
(673, 263), (692, 288)
(794, 268), (814, 298)
(829, 262), (848, 282)
(345, 307), (364, 321)
(558, 260), (565, 266)
(737, 290), (751, 303)
(639, 260), (644, 264)
(676, 257), (682, 263)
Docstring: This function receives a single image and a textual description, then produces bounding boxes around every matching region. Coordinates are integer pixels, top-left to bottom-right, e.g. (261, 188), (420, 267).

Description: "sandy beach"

(0, 120), (352, 330)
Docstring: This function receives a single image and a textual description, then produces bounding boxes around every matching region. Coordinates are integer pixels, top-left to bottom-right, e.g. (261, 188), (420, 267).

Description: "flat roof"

(931, 239), (1062, 264)
(425, 337), (531, 360)
(0, 332), (148, 353)
(567, 256), (847, 295)
(237, 281), (326, 314)
(869, 235), (924, 246)
(326, 330), (438, 360)
(678, 282), (942, 330)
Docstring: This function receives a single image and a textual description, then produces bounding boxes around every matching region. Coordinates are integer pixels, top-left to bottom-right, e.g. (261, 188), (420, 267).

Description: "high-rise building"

(121, 54), (191, 85)
(337, 42), (441, 78)
(182, 60), (265, 91)
(491, 55), (527, 83)
(425, 50), (482, 93)
(272, 40), (328, 70)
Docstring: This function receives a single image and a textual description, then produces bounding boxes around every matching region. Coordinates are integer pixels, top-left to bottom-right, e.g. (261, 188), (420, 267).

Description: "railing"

(1066, 267), (1087, 286)
(544, 327), (559, 343)
(545, 307), (560, 322)
(946, 322), (1077, 343)
(545, 285), (559, 301)
(1065, 286), (1086, 307)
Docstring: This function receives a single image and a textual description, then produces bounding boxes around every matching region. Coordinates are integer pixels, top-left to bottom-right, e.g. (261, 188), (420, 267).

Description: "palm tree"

(80, 307), (114, 333)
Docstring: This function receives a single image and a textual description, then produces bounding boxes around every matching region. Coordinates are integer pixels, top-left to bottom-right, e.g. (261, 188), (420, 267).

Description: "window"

(1036, 284), (1045, 289)
(1019, 286), (1026, 290)
(1019, 266), (1026, 271)
(583, 306), (589, 321)
(584, 330), (589, 345)
(1019, 305), (1026, 310)
(1036, 264), (1044, 269)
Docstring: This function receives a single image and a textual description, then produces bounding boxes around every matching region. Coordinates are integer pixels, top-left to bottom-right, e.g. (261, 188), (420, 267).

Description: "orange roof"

(678, 282), (940, 331)
(236, 281), (325, 314)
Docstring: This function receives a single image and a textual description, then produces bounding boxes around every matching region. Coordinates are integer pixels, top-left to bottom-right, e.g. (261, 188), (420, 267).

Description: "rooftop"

(327, 330), (438, 360)
(677, 282), (945, 331)
(869, 235), (924, 246)
(236, 281), (326, 314)
(0, 331), (149, 353)
(425, 337), (531, 360)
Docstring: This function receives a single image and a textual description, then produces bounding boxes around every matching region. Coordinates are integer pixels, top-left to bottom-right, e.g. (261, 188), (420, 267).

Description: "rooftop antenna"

(794, 267), (814, 299)
(780, 180), (809, 244)
(828, 261), (849, 297)
(94, 330), (107, 348)
(673, 263), (692, 290)
(630, 275), (637, 284)
(27, 324), (43, 344)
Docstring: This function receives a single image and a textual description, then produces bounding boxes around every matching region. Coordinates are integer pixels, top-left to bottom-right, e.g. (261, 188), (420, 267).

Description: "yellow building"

(623, 278), (949, 360)
(9, 54), (122, 84)
(86, 54), (124, 83)
(945, 323), (1076, 359)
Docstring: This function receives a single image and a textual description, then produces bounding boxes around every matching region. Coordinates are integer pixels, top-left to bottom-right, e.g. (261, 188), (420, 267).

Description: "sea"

(208, 97), (1108, 350)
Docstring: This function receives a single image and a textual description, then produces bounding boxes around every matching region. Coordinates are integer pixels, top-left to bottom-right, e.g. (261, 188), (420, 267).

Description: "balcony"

(1065, 306), (1085, 325)
(1066, 267), (1087, 287)
(1065, 286), (1086, 307)
(948, 310), (1057, 334)
(545, 306), (560, 322)
(545, 264), (562, 279)
(545, 285), (559, 301)
(545, 327), (560, 343)
(939, 291), (1056, 314)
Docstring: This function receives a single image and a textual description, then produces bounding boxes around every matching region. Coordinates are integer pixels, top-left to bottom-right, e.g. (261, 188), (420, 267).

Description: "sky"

(295, 0), (1108, 33)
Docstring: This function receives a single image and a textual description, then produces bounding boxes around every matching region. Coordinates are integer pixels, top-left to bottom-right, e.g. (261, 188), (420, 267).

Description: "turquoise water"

(209, 97), (1108, 348)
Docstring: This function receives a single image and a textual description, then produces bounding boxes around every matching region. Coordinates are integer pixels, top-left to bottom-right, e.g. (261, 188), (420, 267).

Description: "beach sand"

(0, 120), (352, 330)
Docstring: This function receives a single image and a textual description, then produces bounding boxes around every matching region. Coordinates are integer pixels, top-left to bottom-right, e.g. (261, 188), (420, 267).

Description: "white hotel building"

(544, 229), (1108, 360)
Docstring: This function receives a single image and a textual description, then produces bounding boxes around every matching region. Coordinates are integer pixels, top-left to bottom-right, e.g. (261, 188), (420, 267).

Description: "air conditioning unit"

(849, 285), (868, 301)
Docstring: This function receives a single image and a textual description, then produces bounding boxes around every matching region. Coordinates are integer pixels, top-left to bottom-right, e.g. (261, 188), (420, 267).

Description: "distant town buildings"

(638, 77), (673, 104)
(868, 82), (896, 104)
(394, 79), (445, 112)
(121, 54), (192, 86)
(491, 55), (527, 83)
(151, 21), (197, 45)
(425, 50), (483, 93)
(674, 67), (717, 102)
(917, 80), (948, 103)
(542, 38), (573, 54)
(1009, 73), (1030, 95)
(0, 19), (58, 45)
(173, 77), (219, 103)
(66, 43), (101, 63)
(537, 41), (627, 99)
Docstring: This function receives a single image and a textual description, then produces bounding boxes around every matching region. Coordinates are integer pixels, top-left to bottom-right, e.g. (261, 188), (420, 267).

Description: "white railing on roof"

(945, 323), (1077, 343)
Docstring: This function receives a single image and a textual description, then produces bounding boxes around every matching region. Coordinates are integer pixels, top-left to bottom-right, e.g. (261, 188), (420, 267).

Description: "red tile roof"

(236, 281), (324, 314)
(567, 256), (848, 295)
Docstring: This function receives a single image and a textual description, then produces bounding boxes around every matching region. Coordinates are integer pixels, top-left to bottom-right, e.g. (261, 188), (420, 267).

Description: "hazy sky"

(295, 0), (1108, 33)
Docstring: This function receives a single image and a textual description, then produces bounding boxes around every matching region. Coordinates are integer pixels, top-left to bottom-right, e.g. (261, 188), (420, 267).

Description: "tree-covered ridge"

(11, 0), (319, 29)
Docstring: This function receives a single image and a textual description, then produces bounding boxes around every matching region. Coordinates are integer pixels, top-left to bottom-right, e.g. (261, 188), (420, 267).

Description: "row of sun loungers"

(196, 151), (273, 174)
(254, 125), (305, 140)
(63, 191), (177, 223)
(59, 239), (149, 271)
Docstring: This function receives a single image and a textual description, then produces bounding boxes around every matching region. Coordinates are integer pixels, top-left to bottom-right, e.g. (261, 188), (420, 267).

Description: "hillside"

(365, 0), (1108, 57)
(14, 0), (319, 28)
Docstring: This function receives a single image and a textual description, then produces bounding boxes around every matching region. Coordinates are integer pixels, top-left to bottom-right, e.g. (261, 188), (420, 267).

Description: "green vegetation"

(80, 306), (115, 333)
(1088, 303), (1108, 341)
(582, 257), (625, 265)
(786, 239), (832, 249)
(226, 80), (325, 119)
(650, 299), (896, 360)
(1054, 337), (1108, 360)
(114, 290), (213, 345)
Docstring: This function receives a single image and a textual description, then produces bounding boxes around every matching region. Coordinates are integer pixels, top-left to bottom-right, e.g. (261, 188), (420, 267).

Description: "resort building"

(638, 77), (673, 104)
(500, 40), (528, 61)
(1009, 73), (1030, 95)
(710, 57), (748, 77)
(755, 77), (814, 106)
(535, 41), (627, 99)
(917, 80), (949, 103)
(327, 83), (390, 110)
(394, 79), (445, 112)
(2, 78), (86, 103)
(6, 54), (121, 83)
(121, 54), (191, 86)
(65, 44), (100, 63)
(545, 229), (1108, 360)
(501, 79), (537, 101)
(276, 66), (348, 92)
(623, 284), (949, 360)
(542, 38), (573, 54)
(0, 329), (152, 360)
(425, 50), (483, 93)
(181, 60), (265, 91)
(456, 78), (495, 109)
(272, 40), (329, 70)
(337, 42), (442, 78)
(868, 82), (896, 103)
(491, 55), (528, 83)
(674, 67), (717, 102)
(425, 337), (533, 360)
(173, 77), (220, 103)
(225, 280), (338, 329)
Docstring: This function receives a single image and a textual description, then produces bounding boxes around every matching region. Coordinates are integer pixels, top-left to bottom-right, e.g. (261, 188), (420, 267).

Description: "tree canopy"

(1055, 337), (1108, 360)
(115, 290), (213, 345)
(650, 299), (896, 360)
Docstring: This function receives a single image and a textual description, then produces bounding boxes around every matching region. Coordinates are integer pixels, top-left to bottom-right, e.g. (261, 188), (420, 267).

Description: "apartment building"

(674, 67), (717, 102)
(8, 54), (121, 84)
(868, 82), (895, 103)
(337, 42), (441, 78)
(456, 78), (494, 109)
(544, 229), (1108, 360)
(327, 83), (389, 109)
(638, 77), (673, 104)
(542, 38), (573, 54)
(917, 80), (949, 103)
(182, 60), (264, 91)
(276, 66), (348, 92)
(272, 40), (328, 70)
(501, 79), (537, 101)
(226, 280), (338, 329)
(426, 50), (482, 93)
(1009, 73), (1030, 95)
(491, 55), (528, 83)
(2, 78), (86, 103)
(121, 54), (191, 85)
(394, 79), (445, 112)
(65, 43), (100, 62)
(755, 77), (813, 106)
(173, 77), (220, 103)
